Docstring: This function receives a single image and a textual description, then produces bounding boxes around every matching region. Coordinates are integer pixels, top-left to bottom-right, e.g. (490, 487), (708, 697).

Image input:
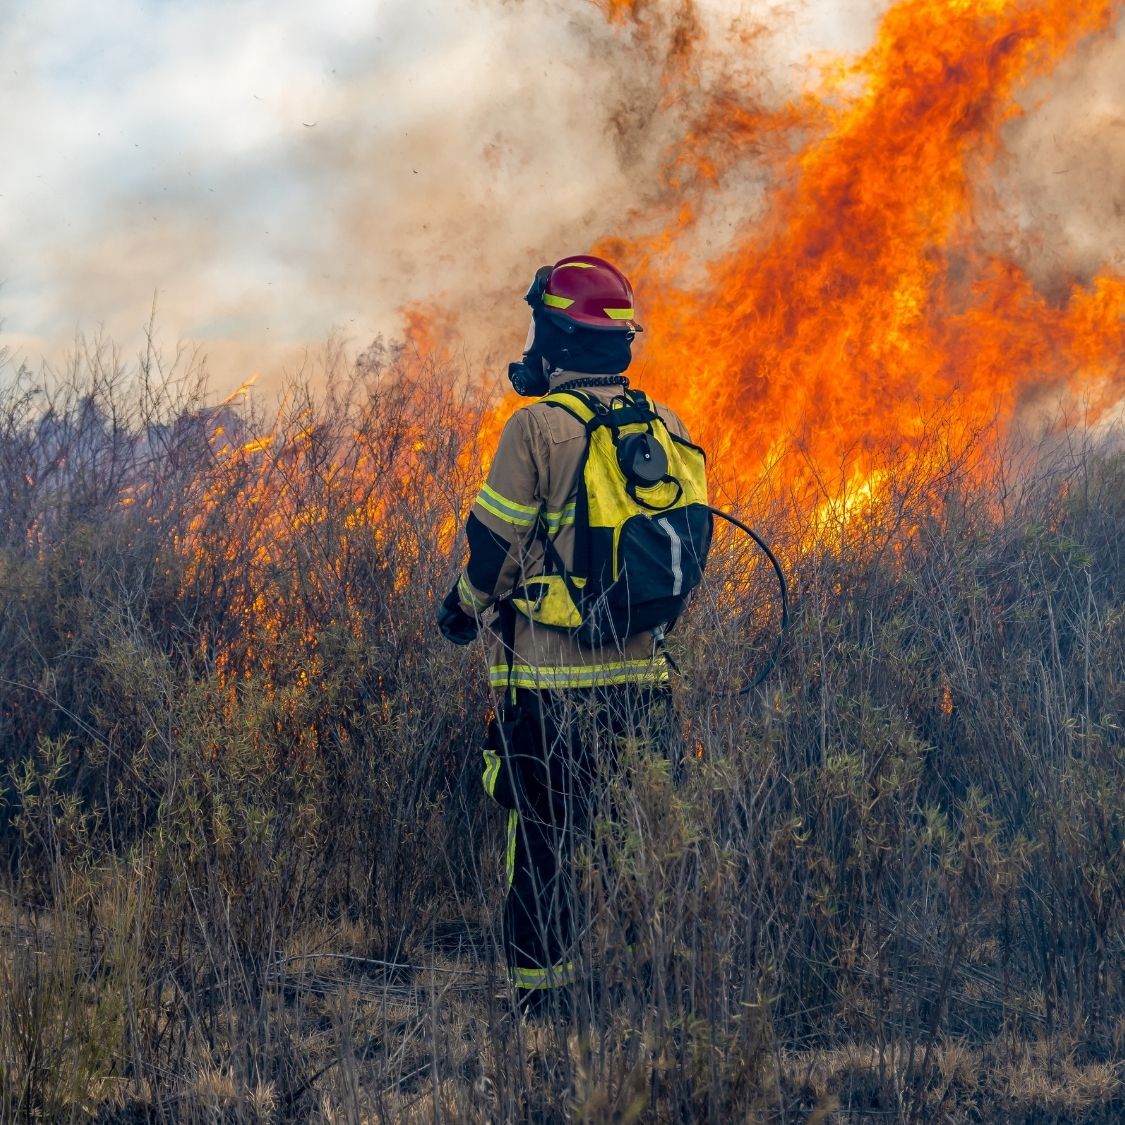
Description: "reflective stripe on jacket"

(456, 369), (691, 690)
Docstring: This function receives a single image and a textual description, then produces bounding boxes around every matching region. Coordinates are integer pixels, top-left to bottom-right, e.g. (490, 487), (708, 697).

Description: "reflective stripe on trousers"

(488, 660), (669, 691)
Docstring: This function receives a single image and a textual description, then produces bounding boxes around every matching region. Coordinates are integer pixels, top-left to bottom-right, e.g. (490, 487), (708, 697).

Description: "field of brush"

(1, 339), (1122, 1123)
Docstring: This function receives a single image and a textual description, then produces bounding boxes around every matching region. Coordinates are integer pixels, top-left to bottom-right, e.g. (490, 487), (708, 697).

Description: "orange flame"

(158, 0), (1125, 695)
(592, 0), (1125, 503)
(168, 322), (485, 690)
(469, 1), (1125, 515)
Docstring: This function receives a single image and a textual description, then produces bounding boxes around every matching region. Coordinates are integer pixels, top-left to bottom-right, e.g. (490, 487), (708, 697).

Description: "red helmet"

(525, 255), (639, 331)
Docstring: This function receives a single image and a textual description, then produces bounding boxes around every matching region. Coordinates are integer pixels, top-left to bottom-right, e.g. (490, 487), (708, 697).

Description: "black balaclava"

(533, 310), (633, 375)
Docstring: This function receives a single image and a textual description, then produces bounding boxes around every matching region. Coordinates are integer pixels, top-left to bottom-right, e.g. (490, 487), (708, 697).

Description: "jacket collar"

(546, 369), (628, 392)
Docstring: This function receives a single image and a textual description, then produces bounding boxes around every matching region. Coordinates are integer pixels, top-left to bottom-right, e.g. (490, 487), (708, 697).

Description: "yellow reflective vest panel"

(456, 371), (691, 693)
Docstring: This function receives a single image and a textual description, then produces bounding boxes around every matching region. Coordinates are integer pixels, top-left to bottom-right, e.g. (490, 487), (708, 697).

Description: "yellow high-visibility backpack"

(511, 387), (712, 646)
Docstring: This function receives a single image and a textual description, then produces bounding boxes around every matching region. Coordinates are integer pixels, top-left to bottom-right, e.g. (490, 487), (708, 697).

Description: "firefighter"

(438, 255), (695, 1020)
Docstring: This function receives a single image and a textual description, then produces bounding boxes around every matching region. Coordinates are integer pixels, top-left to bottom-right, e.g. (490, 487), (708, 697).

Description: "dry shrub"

(0, 336), (1122, 1121)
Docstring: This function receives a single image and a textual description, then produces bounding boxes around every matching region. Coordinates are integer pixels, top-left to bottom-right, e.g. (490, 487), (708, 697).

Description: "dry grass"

(0, 337), (1122, 1121)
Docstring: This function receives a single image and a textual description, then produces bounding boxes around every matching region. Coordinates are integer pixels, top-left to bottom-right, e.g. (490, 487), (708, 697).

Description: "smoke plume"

(1, 0), (1122, 401)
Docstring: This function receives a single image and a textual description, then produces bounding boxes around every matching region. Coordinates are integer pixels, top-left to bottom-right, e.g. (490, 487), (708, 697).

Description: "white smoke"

(1, 0), (1120, 397)
(998, 22), (1125, 293)
(0, 0), (882, 392)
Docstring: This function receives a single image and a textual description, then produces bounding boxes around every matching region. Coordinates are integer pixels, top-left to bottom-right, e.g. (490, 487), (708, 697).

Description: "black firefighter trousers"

(481, 684), (672, 1010)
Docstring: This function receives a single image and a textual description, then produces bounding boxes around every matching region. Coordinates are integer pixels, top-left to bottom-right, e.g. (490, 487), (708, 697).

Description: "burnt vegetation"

(0, 337), (1122, 1123)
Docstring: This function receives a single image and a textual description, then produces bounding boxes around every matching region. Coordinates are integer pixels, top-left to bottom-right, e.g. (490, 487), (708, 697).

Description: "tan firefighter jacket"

(455, 369), (691, 695)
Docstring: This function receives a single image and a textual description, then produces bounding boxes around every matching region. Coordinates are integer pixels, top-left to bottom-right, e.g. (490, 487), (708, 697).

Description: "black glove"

(437, 586), (478, 646)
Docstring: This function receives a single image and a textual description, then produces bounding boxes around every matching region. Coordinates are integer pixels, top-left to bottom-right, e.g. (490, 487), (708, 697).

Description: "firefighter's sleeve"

(455, 409), (542, 614)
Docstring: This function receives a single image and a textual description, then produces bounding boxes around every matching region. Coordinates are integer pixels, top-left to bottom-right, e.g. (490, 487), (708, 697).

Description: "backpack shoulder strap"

(624, 387), (663, 423)
(545, 388), (661, 431)
(542, 389), (601, 427)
